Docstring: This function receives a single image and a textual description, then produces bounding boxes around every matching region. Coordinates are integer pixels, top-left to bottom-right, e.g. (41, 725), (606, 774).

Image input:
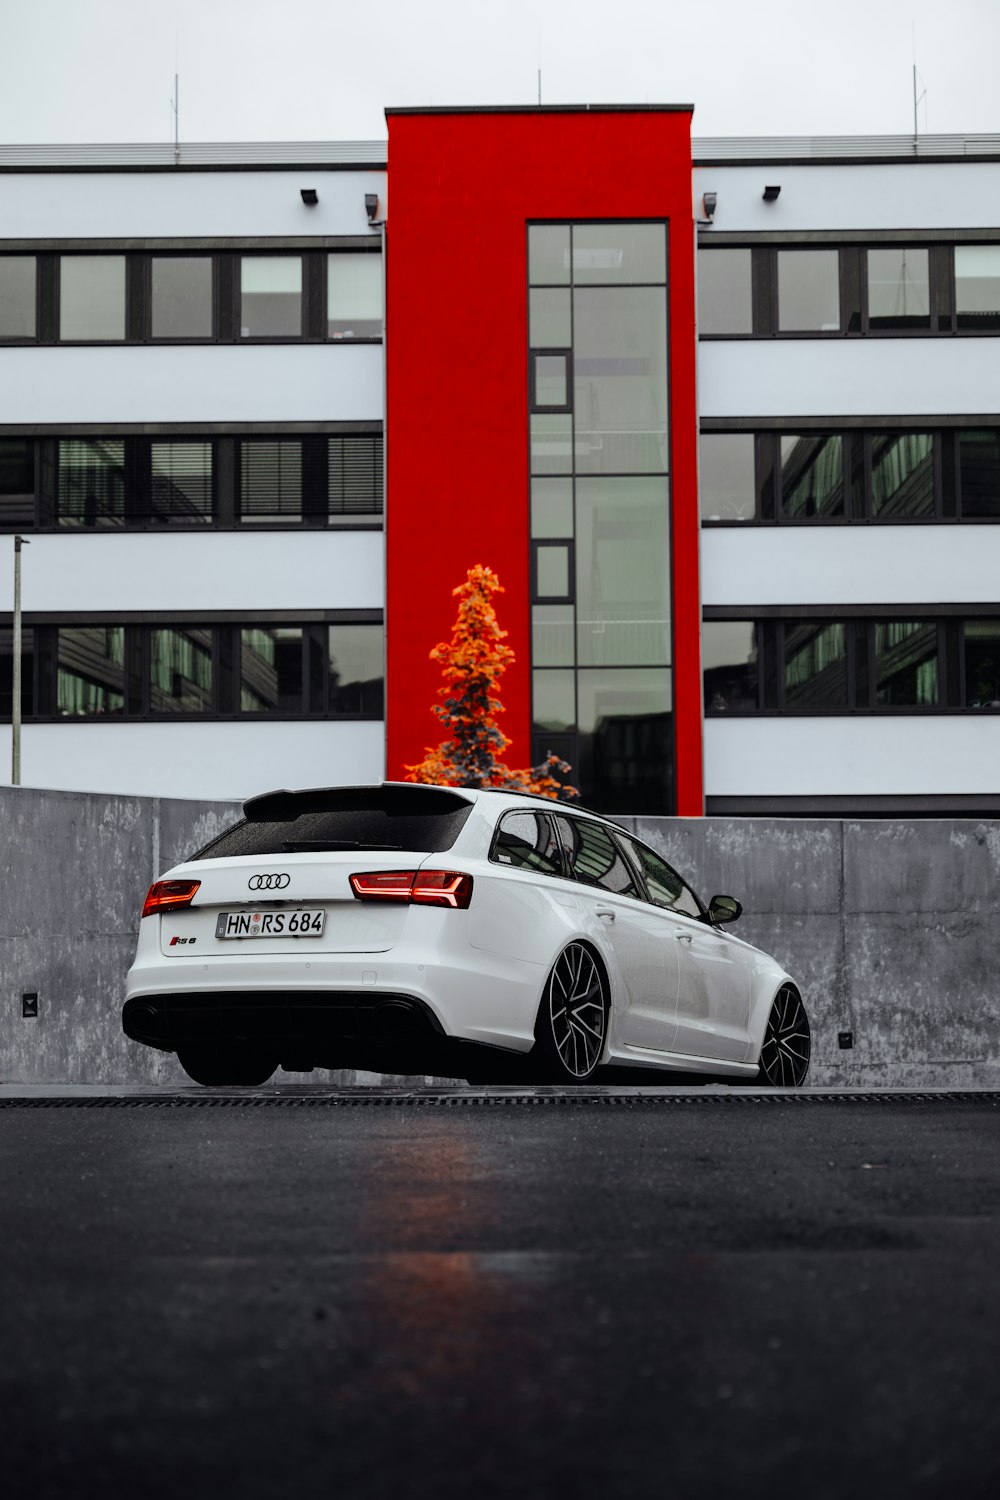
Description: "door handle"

(596, 909), (616, 922)
(675, 930), (693, 944)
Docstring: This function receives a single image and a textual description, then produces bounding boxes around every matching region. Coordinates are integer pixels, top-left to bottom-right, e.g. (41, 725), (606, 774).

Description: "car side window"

(491, 811), (564, 876)
(619, 835), (703, 920)
(552, 815), (640, 898)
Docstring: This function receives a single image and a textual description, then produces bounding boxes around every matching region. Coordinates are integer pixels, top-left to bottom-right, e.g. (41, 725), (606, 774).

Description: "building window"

(958, 430), (1000, 518)
(964, 621), (1000, 708)
(328, 434), (383, 519)
(150, 441), (214, 524)
(575, 478), (669, 666)
(783, 622), (849, 709)
(702, 621), (758, 712)
(700, 241), (1000, 341)
(869, 433), (935, 518)
(240, 440), (303, 522)
(700, 426), (1000, 525)
(326, 624), (384, 716)
(954, 246), (1000, 332)
(703, 616), (963, 714)
(59, 256), (126, 341)
(697, 249), (752, 336)
(530, 352), (571, 411)
(779, 434), (844, 519)
(151, 256), (213, 339)
(327, 253), (381, 338)
(150, 627), (214, 713)
(777, 250), (840, 333)
(0, 256), (37, 340)
(528, 220), (672, 813)
(240, 256), (302, 338)
(1, 430), (383, 531)
(240, 627), (303, 713)
(699, 433), (755, 522)
(866, 249), (930, 331)
(874, 621), (939, 707)
(1, 620), (385, 724)
(57, 439), (126, 527)
(0, 439), (35, 527)
(0, 626), (35, 718)
(56, 628), (126, 716)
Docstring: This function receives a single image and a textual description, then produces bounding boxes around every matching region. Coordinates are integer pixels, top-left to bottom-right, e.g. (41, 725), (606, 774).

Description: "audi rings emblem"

(248, 873), (291, 891)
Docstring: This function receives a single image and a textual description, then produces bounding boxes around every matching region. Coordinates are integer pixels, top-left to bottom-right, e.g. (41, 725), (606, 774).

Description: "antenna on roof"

(912, 26), (926, 140)
(171, 74), (180, 165)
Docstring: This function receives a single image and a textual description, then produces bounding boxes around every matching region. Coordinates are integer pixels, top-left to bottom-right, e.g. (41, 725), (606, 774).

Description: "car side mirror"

(708, 894), (742, 925)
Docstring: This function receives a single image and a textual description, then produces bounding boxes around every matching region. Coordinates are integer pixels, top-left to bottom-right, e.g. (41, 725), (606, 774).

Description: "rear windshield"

(192, 785), (475, 860)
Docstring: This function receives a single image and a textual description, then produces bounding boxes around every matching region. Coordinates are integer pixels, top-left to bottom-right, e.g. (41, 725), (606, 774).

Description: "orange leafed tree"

(405, 564), (577, 799)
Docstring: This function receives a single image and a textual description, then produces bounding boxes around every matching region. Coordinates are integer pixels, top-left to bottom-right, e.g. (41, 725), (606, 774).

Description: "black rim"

(546, 944), (606, 1079)
(758, 985), (810, 1087)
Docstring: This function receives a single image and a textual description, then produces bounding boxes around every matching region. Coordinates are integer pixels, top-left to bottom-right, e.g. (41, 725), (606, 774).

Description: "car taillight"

(349, 871), (473, 910)
(141, 880), (201, 918)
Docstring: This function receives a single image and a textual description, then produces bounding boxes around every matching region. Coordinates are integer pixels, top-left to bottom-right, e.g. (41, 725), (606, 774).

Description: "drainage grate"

(0, 1090), (997, 1110)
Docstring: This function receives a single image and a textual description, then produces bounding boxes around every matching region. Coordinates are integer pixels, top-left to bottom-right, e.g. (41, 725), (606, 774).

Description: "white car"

(123, 783), (810, 1089)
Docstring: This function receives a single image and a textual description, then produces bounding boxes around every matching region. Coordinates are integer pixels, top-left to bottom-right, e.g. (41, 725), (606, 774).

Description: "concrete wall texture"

(1, 785), (997, 1088)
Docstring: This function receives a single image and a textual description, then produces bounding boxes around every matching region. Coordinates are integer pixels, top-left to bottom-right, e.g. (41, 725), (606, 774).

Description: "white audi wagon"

(123, 783), (810, 1088)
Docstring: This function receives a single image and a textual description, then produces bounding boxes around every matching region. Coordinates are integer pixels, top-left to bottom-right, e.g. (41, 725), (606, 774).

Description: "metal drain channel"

(0, 1090), (997, 1110)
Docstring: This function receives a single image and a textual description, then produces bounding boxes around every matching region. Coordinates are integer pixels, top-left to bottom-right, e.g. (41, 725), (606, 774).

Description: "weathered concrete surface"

(625, 815), (1000, 1088)
(2, 786), (998, 1086)
(1, 787), (238, 1086)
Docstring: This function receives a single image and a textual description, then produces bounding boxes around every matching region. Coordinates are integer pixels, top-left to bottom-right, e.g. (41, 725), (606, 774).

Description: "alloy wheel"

(544, 943), (607, 1081)
(758, 984), (811, 1087)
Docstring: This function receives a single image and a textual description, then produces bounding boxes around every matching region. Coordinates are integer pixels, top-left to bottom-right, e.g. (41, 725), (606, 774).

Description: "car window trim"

(613, 830), (709, 922)
(489, 808), (566, 880)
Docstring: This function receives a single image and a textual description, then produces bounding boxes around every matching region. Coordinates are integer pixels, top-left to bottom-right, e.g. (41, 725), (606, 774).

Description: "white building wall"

(0, 345), (383, 426)
(705, 717), (1000, 799)
(0, 532), (383, 614)
(701, 526), (1000, 608)
(693, 161), (1000, 234)
(1, 169), (386, 241)
(698, 338), (1000, 422)
(696, 152), (1000, 807)
(1, 720), (386, 802)
(1, 156), (388, 803)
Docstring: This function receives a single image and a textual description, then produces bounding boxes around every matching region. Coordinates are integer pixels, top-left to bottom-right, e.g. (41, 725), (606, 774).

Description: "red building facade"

(385, 107), (702, 814)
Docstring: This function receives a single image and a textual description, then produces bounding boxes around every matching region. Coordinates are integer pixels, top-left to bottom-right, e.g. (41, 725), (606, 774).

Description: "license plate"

(215, 909), (326, 939)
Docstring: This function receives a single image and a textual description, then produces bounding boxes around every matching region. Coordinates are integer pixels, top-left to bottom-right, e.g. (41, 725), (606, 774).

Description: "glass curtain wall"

(528, 221), (672, 813)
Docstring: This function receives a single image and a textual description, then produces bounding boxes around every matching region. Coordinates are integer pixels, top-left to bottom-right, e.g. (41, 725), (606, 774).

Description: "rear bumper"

(123, 990), (443, 1051)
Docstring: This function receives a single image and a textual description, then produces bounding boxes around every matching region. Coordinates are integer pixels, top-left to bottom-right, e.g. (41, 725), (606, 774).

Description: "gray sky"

(1, 0), (999, 144)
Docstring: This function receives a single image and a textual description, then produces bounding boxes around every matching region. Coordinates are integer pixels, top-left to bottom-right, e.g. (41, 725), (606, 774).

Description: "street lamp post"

(11, 534), (28, 786)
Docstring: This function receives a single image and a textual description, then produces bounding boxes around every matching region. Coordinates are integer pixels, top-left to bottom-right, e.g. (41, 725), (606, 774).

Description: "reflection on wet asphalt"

(1, 1091), (998, 1498)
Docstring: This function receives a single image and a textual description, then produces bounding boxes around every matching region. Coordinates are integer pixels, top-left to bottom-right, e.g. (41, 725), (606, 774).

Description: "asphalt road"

(1, 1088), (998, 1500)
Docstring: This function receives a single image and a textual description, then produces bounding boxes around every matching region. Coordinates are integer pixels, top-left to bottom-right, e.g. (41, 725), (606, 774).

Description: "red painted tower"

(385, 107), (702, 814)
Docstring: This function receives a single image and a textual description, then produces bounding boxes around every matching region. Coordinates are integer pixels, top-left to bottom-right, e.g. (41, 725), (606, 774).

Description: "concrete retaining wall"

(1, 786), (998, 1087)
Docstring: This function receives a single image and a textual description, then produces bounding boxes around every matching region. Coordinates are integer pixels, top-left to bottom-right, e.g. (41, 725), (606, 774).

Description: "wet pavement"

(1, 1086), (998, 1498)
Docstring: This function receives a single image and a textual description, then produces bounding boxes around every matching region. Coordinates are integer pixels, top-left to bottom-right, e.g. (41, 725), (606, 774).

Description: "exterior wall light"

(702, 191), (717, 221)
(763, 185), (781, 202)
(300, 188), (319, 206)
(365, 193), (380, 222)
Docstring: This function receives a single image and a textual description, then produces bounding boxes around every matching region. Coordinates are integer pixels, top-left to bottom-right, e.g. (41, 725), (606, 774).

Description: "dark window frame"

(703, 613), (971, 717)
(698, 240), (1000, 342)
(700, 425), (998, 527)
(0, 252), (41, 346)
(0, 616), (385, 725)
(0, 245), (383, 348)
(529, 348), (573, 413)
(0, 429), (384, 533)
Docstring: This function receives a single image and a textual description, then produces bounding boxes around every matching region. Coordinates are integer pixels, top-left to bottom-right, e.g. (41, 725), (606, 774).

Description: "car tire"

(534, 942), (609, 1084)
(176, 1045), (278, 1087)
(756, 984), (811, 1087)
